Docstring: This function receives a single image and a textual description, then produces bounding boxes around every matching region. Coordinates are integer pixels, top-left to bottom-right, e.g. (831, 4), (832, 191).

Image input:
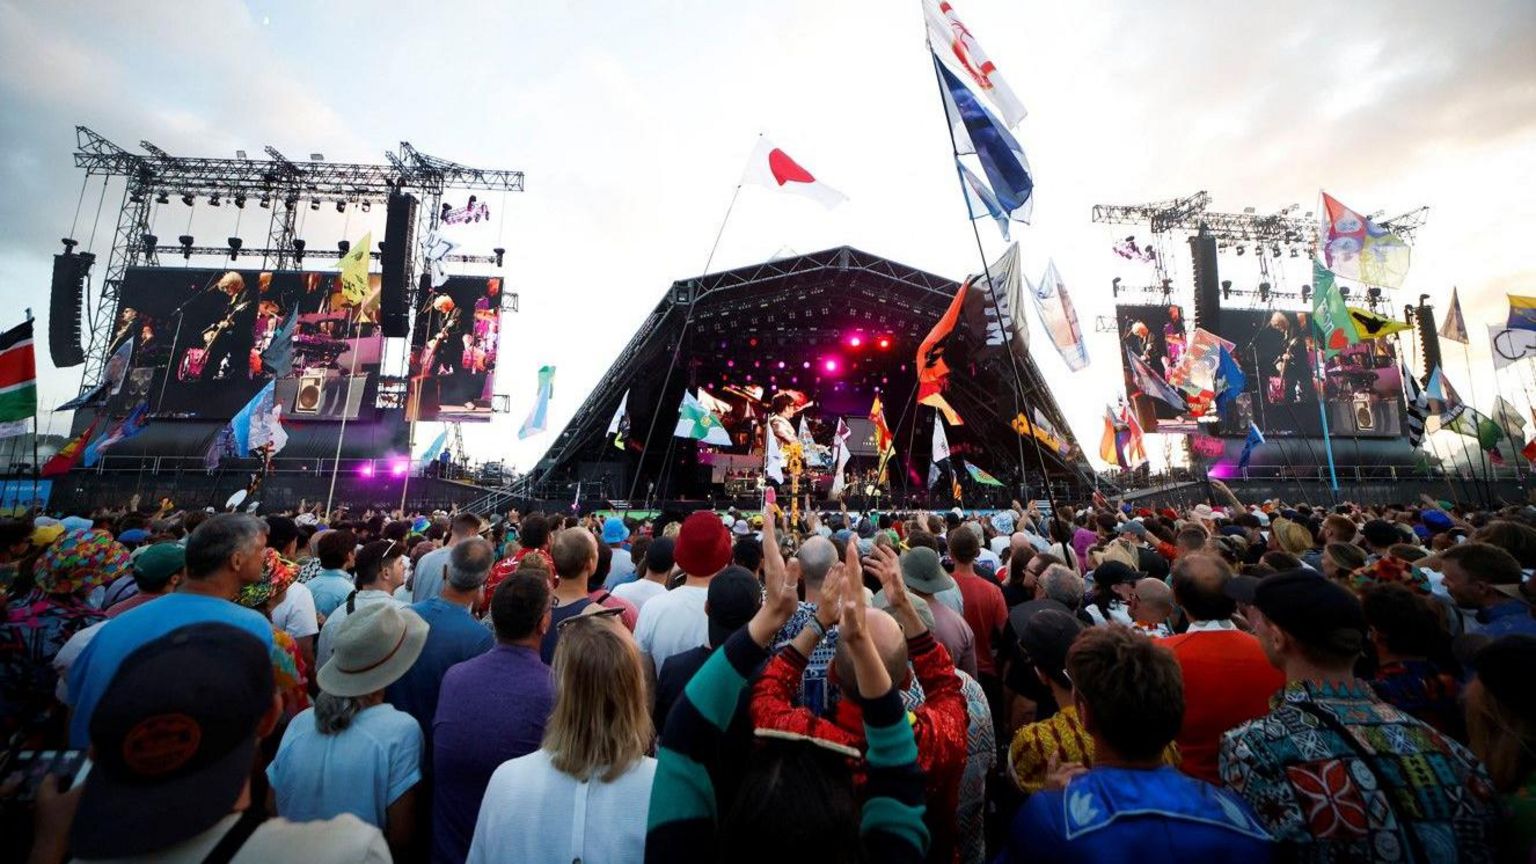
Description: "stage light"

(360, 201), (370, 213)
(1271, 245), (1282, 257)
(1300, 284), (1312, 303)
(824, 358), (839, 373)
(337, 240), (350, 255)
(310, 153), (325, 161)
(359, 462), (375, 478)
(178, 235), (194, 260)
(181, 193), (195, 206)
(748, 338), (759, 348)
(1339, 286), (1351, 299)
(310, 198), (320, 210)
(140, 233), (157, 256)
(336, 201), (346, 213)
(259, 195), (271, 208)
(1366, 287), (1382, 303)
(777, 360), (786, 369)
(285, 196), (298, 209)
(233, 193), (246, 209)
(1161, 279), (1173, 297)
(1235, 245), (1245, 256)
(236, 150), (247, 160)
(390, 459), (409, 478)
(1112, 277), (1121, 297)
(228, 237), (243, 260)
(1289, 248), (1299, 258)
(493, 247), (505, 267)
(1258, 282), (1271, 302)
(727, 360), (735, 368)
(155, 192), (170, 205)
(1221, 279), (1232, 300)
(802, 361), (811, 369)
(877, 337), (891, 349)
(128, 190), (143, 204)
(849, 335), (863, 348)
(209, 193), (220, 207)
(292, 238), (306, 264)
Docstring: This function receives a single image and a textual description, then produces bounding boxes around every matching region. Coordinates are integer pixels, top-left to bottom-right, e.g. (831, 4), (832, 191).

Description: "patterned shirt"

(1008, 704), (1180, 795)
(1369, 660), (1463, 740)
(1, 591), (105, 734)
(774, 601), (841, 717)
(1219, 678), (1498, 863)
(956, 670), (996, 864)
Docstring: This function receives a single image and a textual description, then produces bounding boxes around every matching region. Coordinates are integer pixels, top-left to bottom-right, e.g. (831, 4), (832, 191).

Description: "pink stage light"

(777, 360), (786, 369)
(877, 337), (891, 349)
(359, 462), (376, 478)
(848, 335), (863, 348)
(390, 459), (409, 477)
(824, 358), (839, 373)
(802, 360), (811, 369)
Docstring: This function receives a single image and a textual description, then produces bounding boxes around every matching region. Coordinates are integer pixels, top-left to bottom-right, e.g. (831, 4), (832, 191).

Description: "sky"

(2, 0), (1534, 473)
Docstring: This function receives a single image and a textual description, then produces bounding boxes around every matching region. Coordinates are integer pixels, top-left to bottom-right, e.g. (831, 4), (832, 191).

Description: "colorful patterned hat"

(36, 529), (131, 595)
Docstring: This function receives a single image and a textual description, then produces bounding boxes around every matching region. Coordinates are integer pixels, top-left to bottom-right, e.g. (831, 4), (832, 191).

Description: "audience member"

(316, 540), (407, 667)
(635, 511), (731, 675)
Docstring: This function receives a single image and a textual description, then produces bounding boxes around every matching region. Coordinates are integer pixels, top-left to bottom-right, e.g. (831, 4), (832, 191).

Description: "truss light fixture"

(227, 237), (242, 260)
(310, 153), (325, 161)
(292, 238), (306, 265)
(1221, 280), (1233, 301)
(1300, 284), (1312, 303)
(493, 247), (506, 267)
(155, 192), (170, 205)
(128, 189), (144, 204)
(181, 193), (195, 206)
(233, 193), (246, 209)
(258, 194), (271, 208)
(236, 150), (247, 160)
(1235, 245), (1246, 256)
(140, 233), (158, 256)
(337, 240), (350, 256)
(208, 193), (220, 207)
(178, 235), (194, 259)
(1112, 277), (1121, 297)
(335, 200), (346, 213)
(310, 198), (320, 210)
(1259, 282), (1271, 302)
(360, 201), (370, 213)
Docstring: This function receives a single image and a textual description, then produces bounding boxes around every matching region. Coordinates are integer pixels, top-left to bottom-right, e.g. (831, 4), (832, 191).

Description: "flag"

(83, 401), (148, 468)
(917, 268), (972, 420)
(1124, 347), (1187, 413)
(1099, 406), (1122, 467)
(1524, 410), (1536, 464)
(518, 365), (555, 439)
(203, 424), (233, 473)
(1489, 324), (1536, 369)
(418, 429), (450, 464)
(869, 395), (894, 456)
(936, 58), (1034, 225)
(1319, 192), (1411, 288)
(742, 137), (846, 209)
(1439, 287), (1468, 344)
(0, 320), (37, 425)
(1347, 307), (1412, 340)
(676, 390), (732, 445)
(962, 243), (1028, 360)
(698, 389), (733, 418)
(764, 416), (784, 484)
(40, 417), (99, 477)
(1312, 259), (1359, 357)
(1031, 260), (1089, 371)
(1423, 366), (1465, 424)
(1238, 422), (1265, 471)
(1507, 294), (1536, 333)
(606, 390), (630, 449)
(797, 415), (823, 467)
(1493, 396), (1526, 449)
(104, 338), (134, 396)
(230, 380), (286, 456)
(56, 382), (108, 412)
(1119, 403), (1148, 468)
(338, 232), (373, 304)
(964, 461), (1003, 487)
(1401, 362), (1427, 448)
(931, 416), (952, 489)
(259, 307), (299, 377)
(923, 0), (1028, 128)
(1443, 408), (1504, 452)
(1011, 410), (1067, 456)
(957, 160), (1009, 241)
(829, 418), (852, 498)
(1214, 345), (1246, 412)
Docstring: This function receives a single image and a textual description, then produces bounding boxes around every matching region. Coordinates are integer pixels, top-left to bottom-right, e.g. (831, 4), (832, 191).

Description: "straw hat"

(317, 603), (428, 697)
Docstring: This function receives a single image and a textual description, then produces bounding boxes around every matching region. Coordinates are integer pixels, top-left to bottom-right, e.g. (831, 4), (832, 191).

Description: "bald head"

(1170, 553), (1237, 622)
(796, 537), (837, 589)
(832, 608), (908, 692)
(1009, 533), (1032, 556)
(1134, 577), (1172, 607)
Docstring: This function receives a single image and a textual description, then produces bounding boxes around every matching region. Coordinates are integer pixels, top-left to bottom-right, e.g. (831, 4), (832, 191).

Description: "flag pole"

(26, 310), (38, 514)
(1312, 345), (1340, 499)
(324, 307), (364, 516)
(1460, 338), (1496, 506)
(625, 179), (744, 506)
(926, 51), (1061, 521)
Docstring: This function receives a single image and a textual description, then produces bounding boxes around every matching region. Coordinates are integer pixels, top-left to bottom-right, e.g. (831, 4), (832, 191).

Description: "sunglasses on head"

(557, 605), (624, 630)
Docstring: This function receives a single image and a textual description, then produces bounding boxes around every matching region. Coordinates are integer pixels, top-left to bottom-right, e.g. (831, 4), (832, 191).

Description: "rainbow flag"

(1508, 294), (1536, 333)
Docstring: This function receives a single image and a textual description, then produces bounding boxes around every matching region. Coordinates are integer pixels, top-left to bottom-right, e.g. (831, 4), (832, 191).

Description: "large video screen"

(406, 276), (503, 422)
(114, 267), (382, 419)
(1215, 309), (1404, 438)
(1115, 304), (1196, 432)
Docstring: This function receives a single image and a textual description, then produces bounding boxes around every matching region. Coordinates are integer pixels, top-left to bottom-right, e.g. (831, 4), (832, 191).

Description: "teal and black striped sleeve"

(645, 626), (767, 864)
(856, 686), (931, 862)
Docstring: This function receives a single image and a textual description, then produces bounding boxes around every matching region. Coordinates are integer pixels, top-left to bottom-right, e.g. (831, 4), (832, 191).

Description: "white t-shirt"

(271, 581), (320, 641)
(611, 578), (667, 611)
(53, 620), (107, 703)
(315, 591), (404, 668)
(632, 585), (708, 671)
(467, 749), (655, 864)
(267, 703), (423, 829)
(69, 812), (389, 863)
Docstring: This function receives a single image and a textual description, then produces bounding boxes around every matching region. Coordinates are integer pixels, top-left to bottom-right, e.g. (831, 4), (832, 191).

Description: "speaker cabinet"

(49, 252), (93, 368)
(1352, 396), (1376, 431)
(293, 372), (325, 415)
(380, 193), (418, 338)
(276, 373), (368, 420)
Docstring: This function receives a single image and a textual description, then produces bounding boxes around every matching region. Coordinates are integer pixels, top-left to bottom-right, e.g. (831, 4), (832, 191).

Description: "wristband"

(805, 616), (827, 640)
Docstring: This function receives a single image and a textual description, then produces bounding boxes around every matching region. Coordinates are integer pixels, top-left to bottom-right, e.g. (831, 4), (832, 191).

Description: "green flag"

(674, 390), (732, 445)
(1311, 260), (1359, 357)
(1444, 408), (1505, 451)
(964, 461), (1004, 487)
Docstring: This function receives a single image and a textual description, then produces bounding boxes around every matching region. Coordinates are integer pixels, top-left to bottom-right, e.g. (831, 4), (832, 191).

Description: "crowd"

(0, 480), (1533, 862)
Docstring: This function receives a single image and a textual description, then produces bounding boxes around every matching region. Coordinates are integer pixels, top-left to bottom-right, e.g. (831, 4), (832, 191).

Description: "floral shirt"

(1, 591), (106, 734)
(1219, 678), (1497, 863)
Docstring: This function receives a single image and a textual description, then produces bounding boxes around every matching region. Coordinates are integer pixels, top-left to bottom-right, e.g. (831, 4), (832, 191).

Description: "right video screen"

(1215, 309), (1404, 438)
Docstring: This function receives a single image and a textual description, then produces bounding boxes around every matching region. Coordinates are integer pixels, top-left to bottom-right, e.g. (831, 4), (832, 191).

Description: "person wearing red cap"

(634, 511), (733, 677)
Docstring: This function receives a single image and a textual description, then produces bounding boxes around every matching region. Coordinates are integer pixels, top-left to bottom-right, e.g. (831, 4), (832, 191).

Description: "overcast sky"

(2, 0), (1533, 471)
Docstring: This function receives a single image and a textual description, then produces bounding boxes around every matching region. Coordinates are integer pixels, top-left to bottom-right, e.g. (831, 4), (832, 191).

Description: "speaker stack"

(380, 192), (418, 338)
(49, 251), (94, 368)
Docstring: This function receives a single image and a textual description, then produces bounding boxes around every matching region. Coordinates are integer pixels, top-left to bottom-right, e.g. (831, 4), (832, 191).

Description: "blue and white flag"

(936, 57), (1034, 225)
(1125, 347), (1187, 413)
(83, 401), (149, 468)
(1214, 346), (1246, 412)
(1031, 260), (1088, 371)
(957, 161), (1009, 241)
(230, 380), (287, 456)
(1238, 422), (1265, 471)
(418, 428), (449, 464)
(519, 365), (555, 439)
(259, 308), (299, 377)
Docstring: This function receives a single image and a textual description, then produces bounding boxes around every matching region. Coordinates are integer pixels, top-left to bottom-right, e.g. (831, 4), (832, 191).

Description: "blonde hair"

(543, 617), (653, 782)
(1101, 538), (1140, 570)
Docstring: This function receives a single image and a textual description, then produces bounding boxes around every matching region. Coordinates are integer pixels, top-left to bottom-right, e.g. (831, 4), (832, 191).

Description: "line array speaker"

(1187, 231), (1220, 334)
(49, 252), (94, 368)
(380, 192), (418, 338)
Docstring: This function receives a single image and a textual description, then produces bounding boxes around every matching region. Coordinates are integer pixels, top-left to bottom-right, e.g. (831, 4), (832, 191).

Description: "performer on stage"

(192, 271), (256, 382)
(767, 392), (802, 452)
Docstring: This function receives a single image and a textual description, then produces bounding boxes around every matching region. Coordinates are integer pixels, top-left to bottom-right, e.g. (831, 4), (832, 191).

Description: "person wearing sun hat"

(0, 528), (128, 733)
(268, 601), (430, 851)
(237, 547), (310, 716)
(634, 510), (733, 676)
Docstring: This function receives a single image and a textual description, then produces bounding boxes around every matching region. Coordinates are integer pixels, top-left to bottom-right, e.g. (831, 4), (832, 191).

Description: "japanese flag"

(742, 137), (847, 209)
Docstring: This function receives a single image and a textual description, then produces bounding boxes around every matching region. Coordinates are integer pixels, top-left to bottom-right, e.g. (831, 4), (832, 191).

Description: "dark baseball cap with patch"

(71, 622), (275, 859)
(1227, 568), (1366, 656)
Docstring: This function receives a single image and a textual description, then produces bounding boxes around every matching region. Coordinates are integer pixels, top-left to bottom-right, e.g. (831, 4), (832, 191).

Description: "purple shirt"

(1072, 527), (1098, 574)
(432, 644), (554, 864)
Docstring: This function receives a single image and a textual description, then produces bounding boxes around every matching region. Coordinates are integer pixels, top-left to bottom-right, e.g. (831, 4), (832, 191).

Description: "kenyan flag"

(0, 320), (37, 424)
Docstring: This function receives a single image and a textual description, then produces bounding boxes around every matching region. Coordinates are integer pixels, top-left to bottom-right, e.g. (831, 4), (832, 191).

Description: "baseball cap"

(1019, 609), (1083, 689)
(1092, 559), (1142, 588)
(72, 623), (274, 858)
(133, 542), (187, 586)
(602, 517), (628, 545)
(117, 528), (149, 545)
(706, 566), (762, 647)
(1115, 521), (1146, 538)
(1421, 510), (1454, 533)
(675, 511), (732, 577)
(1228, 568), (1365, 656)
(645, 536), (676, 573)
(900, 546), (956, 594)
